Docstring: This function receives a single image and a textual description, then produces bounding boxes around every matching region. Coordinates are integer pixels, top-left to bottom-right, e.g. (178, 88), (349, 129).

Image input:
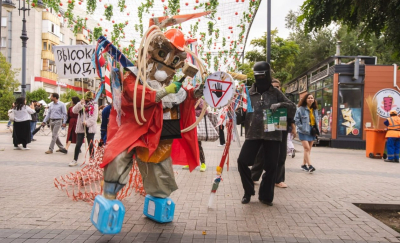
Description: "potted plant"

(365, 95), (386, 158)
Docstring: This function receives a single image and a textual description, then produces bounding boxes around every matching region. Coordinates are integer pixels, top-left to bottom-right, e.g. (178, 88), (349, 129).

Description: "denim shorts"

(298, 132), (315, 141)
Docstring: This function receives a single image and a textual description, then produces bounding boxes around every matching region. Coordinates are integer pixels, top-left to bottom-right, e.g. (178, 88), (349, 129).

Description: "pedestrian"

(294, 93), (320, 173)
(69, 91), (98, 167)
(236, 61), (296, 206)
(7, 103), (14, 129)
(65, 97), (80, 152)
(100, 104), (112, 145)
(12, 97), (35, 150)
(383, 110), (400, 163)
(250, 79), (296, 189)
(29, 100), (41, 142)
(41, 93), (68, 154)
(287, 126), (296, 158)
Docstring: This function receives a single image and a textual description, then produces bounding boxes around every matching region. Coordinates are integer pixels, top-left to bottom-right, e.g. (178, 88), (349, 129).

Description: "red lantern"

(58, 13), (61, 17)
(218, 17), (221, 20)
(112, 20), (115, 23)
(185, 2), (188, 6)
(100, 18), (103, 21)
(59, 2), (63, 6)
(196, 0), (199, 2)
(104, 4), (107, 8)
(78, 1), (82, 5)
(231, 31), (233, 33)
(177, 9), (180, 13)
(235, 12), (238, 15)
(194, 6), (197, 10)
(105, 29), (108, 32)
(242, 0), (245, 2)
(152, 13), (154, 16)
(164, 6), (168, 10)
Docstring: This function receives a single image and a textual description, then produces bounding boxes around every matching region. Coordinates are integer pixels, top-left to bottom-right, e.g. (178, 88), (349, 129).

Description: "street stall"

(285, 55), (400, 149)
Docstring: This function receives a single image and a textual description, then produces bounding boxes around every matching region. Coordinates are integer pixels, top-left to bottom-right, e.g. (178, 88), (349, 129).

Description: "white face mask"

(154, 70), (169, 82)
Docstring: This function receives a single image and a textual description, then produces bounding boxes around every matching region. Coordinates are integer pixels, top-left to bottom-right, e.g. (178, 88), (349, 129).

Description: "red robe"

(100, 73), (199, 172)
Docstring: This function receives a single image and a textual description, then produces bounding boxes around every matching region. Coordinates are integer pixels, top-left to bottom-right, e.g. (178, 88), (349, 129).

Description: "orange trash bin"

(365, 129), (387, 158)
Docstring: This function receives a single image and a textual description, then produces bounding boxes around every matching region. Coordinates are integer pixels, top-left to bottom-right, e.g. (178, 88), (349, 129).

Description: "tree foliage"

(298, 0), (400, 57)
(239, 30), (299, 85)
(0, 53), (19, 120)
(60, 89), (83, 108)
(26, 88), (51, 104)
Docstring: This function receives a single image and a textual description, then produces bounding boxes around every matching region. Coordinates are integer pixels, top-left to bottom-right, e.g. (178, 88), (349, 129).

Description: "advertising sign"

(374, 88), (400, 118)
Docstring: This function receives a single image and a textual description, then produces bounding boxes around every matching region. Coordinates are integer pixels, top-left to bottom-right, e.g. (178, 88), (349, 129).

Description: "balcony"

(42, 33), (60, 45)
(76, 34), (89, 45)
(42, 11), (60, 26)
(41, 71), (58, 81)
(41, 50), (54, 61)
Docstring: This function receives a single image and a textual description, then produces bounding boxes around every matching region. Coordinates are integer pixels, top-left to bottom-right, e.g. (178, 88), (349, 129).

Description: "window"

(48, 44), (51, 51)
(1, 17), (7, 27)
(1, 37), (6, 47)
(70, 38), (73, 45)
(51, 23), (55, 33)
(43, 42), (47, 50)
(60, 33), (64, 42)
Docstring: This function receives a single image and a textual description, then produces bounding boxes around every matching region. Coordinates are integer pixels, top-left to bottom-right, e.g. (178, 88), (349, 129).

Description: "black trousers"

(219, 125), (225, 145)
(251, 131), (288, 183)
(238, 139), (280, 202)
(74, 128), (95, 161)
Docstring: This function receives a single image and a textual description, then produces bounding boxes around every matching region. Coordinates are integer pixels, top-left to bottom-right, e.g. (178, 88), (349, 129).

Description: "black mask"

(253, 61), (272, 93)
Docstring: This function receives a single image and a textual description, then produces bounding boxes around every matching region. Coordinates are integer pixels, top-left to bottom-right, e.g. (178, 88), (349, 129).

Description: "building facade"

(0, 3), (99, 96)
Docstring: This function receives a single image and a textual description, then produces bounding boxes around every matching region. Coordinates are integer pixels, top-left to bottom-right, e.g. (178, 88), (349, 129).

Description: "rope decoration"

(54, 140), (145, 204)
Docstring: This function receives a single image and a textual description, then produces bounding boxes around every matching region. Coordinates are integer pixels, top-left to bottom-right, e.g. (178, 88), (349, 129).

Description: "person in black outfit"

(218, 124), (225, 146)
(236, 62), (296, 206)
(251, 80), (296, 188)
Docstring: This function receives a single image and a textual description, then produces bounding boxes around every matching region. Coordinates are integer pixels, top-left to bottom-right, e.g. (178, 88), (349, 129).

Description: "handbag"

(310, 124), (320, 137)
(8, 110), (14, 122)
(197, 115), (219, 142)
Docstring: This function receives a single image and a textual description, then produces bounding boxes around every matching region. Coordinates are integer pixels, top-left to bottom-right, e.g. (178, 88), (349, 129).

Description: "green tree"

(298, 0), (400, 57)
(239, 30), (299, 85)
(285, 9), (400, 80)
(26, 88), (51, 104)
(60, 89), (82, 108)
(0, 53), (19, 120)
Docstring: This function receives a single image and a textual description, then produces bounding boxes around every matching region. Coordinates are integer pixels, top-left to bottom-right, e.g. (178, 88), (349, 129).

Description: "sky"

(246, 0), (305, 49)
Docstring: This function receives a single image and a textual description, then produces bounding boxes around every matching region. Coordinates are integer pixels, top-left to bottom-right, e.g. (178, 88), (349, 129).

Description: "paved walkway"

(0, 124), (400, 243)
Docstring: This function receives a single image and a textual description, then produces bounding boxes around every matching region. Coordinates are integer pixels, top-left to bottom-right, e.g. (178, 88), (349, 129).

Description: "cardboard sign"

(204, 71), (234, 108)
(263, 108), (287, 132)
(53, 45), (97, 79)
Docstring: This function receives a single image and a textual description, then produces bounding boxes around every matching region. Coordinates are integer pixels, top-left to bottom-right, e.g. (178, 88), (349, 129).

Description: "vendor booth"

(285, 55), (400, 149)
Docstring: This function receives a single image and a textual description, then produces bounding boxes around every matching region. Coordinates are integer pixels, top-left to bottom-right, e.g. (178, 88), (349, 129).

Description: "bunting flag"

(104, 55), (113, 104)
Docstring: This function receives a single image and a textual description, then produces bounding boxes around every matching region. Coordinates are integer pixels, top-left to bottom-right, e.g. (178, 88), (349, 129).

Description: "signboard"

(263, 108), (287, 132)
(338, 108), (362, 136)
(204, 71), (234, 108)
(53, 45), (97, 79)
(286, 81), (298, 93)
(298, 75), (308, 93)
(374, 88), (400, 118)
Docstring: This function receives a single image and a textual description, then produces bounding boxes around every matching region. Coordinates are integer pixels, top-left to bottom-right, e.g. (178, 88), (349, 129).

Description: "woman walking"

(69, 91), (98, 167)
(12, 97), (35, 150)
(294, 93), (319, 173)
(65, 97), (80, 151)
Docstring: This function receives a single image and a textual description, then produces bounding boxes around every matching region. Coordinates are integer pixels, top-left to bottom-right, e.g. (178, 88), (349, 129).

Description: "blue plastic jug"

(90, 195), (125, 234)
(143, 195), (175, 223)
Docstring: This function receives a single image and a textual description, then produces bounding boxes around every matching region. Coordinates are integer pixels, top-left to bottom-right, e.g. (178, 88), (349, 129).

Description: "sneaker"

(308, 165), (316, 173)
(275, 182), (287, 188)
(301, 164), (308, 171)
(200, 163), (207, 172)
(13, 146), (21, 150)
(292, 150), (296, 158)
(69, 160), (78, 167)
(56, 149), (61, 152)
(31, 139), (36, 142)
(287, 152), (292, 157)
(59, 148), (68, 154)
(217, 144), (225, 147)
(182, 165), (189, 170)
(45, 150), (53, 154)
(22, 147), (30, 150)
